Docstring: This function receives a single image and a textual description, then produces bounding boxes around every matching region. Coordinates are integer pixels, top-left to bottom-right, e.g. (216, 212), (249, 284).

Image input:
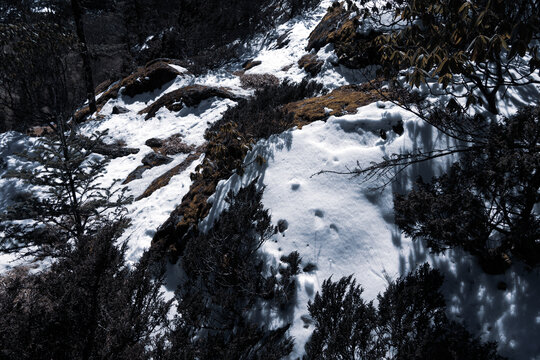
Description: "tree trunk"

(71, 0), (97, 114)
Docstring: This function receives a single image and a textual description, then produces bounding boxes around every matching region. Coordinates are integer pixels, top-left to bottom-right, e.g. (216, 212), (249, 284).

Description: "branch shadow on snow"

(388, 121), (540, 359)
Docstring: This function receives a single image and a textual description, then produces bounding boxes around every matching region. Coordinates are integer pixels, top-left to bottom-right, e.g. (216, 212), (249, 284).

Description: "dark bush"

(164, 181), (296, 359)
(304, 264), (505, 360)
(211, 79), (325, 139)
(0, 221), (171, 360)
(394, 106), (540, 272)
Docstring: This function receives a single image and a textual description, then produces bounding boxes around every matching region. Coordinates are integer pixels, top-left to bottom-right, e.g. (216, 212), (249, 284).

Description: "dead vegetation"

(283, 83), (388, 125)
(239, 73), (280, 89)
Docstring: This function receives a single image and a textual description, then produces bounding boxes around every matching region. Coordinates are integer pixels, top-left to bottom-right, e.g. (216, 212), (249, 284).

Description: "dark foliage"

(0, 221), (171, 360)
(164, 182), (296, 359)
(211, 79), (325, 139)
(0, 22), (82, 131)
(369, 0), (540, 113)
(145, 0), (321, 71)
(0, 121), (130, 258)
(304, 264), (505, 360)
(394, 106), (540, 272)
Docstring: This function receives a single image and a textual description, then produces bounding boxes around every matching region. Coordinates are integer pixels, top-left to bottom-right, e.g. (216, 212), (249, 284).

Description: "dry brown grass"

(283, 83), (388, 125)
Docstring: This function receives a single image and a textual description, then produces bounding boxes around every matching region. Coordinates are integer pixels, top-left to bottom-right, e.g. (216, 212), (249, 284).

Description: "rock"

(298, 54), (324, 76)
(112, 105), (129, 114)
(94, 78), (114, 95)
(136, 149), (203, 200)
(303, 263), (317, 272)
(92, 144), (140, 159)
(239, 73), (280, 89)
(392, 121), (404, 135)
(122, 165), (147, 184)
(242, 59), (262, 70)
(76, 134), (140, 158)
(145, 138), (163, 148)
(73, 81), (121, 122)
(141, 152), (173, 167)
(306, 2), (346, 52)
(306, 2), (381, 69)
(276, 32), (290, 49)
(121, 59), (186, 98)
(139, 85), (239, 120)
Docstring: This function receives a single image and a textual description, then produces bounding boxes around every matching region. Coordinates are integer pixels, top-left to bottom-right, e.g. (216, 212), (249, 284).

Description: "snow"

(1, 0), (539, 358)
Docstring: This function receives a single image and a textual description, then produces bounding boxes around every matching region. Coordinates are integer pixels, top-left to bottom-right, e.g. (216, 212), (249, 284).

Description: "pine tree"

(0, 117), (130, 258)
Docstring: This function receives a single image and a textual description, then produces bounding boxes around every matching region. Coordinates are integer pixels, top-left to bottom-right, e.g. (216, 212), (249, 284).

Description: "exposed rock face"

(242, 59), (262, 70)
(307, 2), (381, 69)
(306, 2), (347, 52)
(121, 59), (187, 98)
(298, 54), (324, 76)
(138, 85), (239, 120)
(73, 59), (188, 122)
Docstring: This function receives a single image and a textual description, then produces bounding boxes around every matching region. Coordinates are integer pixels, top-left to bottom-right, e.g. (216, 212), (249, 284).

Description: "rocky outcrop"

(307, 2), (381, 69)
(306, 2), (347, 52)
(121, 59), (187, 98)
(73, 59), (188, 122)
(298, 54), (324, 76)
(138, 85), (239, 120)
(242, 59), (262, 70)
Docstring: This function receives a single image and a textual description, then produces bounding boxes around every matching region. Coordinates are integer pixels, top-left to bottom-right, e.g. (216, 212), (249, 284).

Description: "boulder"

(121, 60), (186, 98)
(242, 59), (262, 70)
(138, 85), (239, 120)
(141, 152), (173, 167)
(145, 138), (163, 148)
(298, 54), (324, 76)
(112, 105), (129, 114)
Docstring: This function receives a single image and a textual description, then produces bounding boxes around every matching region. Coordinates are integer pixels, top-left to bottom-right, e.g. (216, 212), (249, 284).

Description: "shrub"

(165, 181), (296, 359)
(211, 79), (325, 139)
(394, 106), (540, 272)
(304, 264), (505, 359)
(0, 222), (171, 360)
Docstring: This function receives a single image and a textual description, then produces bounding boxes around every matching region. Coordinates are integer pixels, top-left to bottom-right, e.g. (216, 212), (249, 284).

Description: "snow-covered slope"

(1, 0), (539, 358)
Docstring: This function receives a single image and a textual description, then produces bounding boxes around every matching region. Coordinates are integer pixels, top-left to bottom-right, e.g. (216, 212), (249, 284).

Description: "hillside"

(1, 0), (539, 359)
